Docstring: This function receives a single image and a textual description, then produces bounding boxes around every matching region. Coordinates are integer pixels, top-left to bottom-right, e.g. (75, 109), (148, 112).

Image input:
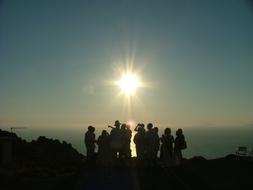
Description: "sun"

(117, 73), (140, 96)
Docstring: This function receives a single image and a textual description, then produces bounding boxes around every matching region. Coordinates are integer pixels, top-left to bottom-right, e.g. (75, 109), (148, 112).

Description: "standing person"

(145, 123), (160, 164)
(119, 123), (128, 159)
(174, 128), (187, 165)
(126, 124), (132, 158)
(160, 128), (174, 166)
(109, 120), (122, 160)
(134, 124), (146, 160)
(152, 127), (160, 160)
(85, 126), (96, 162)
(97, 130), (110, 161)
(145, 123), (154, 161)
(118, 123), (132, 159)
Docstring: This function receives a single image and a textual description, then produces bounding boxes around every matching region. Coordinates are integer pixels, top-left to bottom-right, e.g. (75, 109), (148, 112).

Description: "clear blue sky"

(1, 0), (253, 128)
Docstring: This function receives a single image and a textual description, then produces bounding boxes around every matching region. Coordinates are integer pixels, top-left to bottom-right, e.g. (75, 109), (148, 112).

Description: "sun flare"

(117, 73), (140, 96)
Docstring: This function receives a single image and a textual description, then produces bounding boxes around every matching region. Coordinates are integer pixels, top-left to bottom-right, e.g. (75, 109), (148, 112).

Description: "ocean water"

(6, 125), (253, 159)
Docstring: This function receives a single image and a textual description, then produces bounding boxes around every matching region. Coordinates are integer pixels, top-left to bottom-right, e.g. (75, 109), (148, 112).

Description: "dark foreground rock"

(74, 155), (253, 190)
(0, 129), (83, 190)
(1, 129), (253, 190)
(0, 129), (84, 168)
(1, 156), (253, 190)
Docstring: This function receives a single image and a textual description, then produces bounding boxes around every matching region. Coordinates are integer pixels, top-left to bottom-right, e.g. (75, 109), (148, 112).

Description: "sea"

(3, 125), (253, 159)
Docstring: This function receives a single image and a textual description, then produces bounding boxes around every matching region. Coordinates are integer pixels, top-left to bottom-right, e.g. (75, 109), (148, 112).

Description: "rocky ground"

(1, 129), (253, 190)
(74, 155), (253, 190)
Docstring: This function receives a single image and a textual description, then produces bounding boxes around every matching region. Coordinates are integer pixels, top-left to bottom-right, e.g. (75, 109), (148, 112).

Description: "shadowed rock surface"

(1, 129), (252, 190)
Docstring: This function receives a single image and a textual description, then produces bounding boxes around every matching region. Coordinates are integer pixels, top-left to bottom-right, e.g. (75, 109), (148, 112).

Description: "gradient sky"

(1, 0), (253, 128)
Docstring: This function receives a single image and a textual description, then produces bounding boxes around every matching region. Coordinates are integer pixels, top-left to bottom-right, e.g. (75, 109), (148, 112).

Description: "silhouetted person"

(97, 130), (110, 161)
(145, 123), (153, 160)
(134, 123), (146, 160)
(160, 128), (174, 166)
(174, 128), (186, 165)
(85, 126), (96, 161)
(126, 124), (132, 158)
(109, 120), (122, 160)
(152, 127), (160, 159)
(145, 123), (159, 164)
(119, 123), (130, 159)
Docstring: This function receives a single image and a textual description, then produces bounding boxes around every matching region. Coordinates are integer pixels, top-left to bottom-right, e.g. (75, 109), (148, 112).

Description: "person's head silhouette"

(121, 123), (127, 129)
(102, 130), (108, 136)
(114, 120), (121, 128)
(153, 127), (158, 133)
(147, 123), (153, 130)
(88, 126), (95, 132)
(164, 128), (171, 135)
(176, 128), (183, 136)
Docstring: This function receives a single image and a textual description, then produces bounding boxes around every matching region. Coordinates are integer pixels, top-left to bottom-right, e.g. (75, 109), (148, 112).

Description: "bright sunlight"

(117, 73), (140, 96)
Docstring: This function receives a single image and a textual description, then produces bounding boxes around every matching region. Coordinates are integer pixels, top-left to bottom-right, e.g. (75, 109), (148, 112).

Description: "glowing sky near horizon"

(1, 0), (253, 128)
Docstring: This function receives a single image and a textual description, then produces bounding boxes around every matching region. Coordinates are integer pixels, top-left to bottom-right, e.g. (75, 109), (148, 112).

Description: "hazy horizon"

(1, 124), (252, 159)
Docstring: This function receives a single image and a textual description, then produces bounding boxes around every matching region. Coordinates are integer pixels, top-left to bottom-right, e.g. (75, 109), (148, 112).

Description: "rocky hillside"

(0, 129), (84, 168)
